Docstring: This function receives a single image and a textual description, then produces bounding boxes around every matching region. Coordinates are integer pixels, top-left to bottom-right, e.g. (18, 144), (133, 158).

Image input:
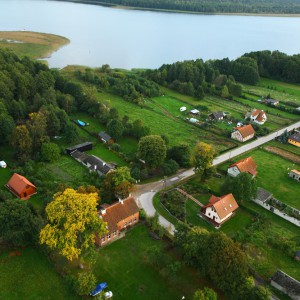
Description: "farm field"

(0, 247), (79, 300)
(94, 224), (225, 300)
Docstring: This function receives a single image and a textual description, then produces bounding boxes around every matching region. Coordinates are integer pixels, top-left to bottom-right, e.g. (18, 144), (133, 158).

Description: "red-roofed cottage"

(5, 173), (36, 200)
(250, 109), (267, 125)
(227, 156), (257, 177)
(96, 197), (139, 246)
(231, 124), (255, 142)
(201, 193), (239, 225)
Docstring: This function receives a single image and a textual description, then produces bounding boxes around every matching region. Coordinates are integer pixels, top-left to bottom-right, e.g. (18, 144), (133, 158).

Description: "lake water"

(1, 0), (300, 69)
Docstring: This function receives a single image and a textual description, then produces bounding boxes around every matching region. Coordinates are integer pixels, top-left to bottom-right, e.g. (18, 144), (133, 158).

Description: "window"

(108, 234), (111, 240)
(134, 217), (137, 222)
(101, 237), (105, 243)
(124, 222), (127, 228)
(129, 219), (132, 225)
(113, 231), (117, 237)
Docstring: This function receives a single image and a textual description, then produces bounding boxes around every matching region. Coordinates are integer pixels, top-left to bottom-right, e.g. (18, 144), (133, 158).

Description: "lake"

(1, 0), (300, 69)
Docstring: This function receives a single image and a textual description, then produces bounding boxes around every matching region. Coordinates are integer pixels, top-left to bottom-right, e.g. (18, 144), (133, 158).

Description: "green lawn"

(94, 224), (226, 300)
(219, 149), (300, 209)
(0, 247), (79, 300)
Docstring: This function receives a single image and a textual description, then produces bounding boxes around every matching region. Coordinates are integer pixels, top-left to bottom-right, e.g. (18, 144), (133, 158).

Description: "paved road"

(134, 120), (300, 234)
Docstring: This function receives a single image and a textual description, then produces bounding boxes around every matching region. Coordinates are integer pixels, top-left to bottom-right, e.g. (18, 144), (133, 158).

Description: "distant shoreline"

(51, 0), (300, 17)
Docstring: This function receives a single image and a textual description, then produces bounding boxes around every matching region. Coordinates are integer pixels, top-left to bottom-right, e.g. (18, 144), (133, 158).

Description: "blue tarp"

(77, 120), (85, 126)
(90, 282), (108, 296)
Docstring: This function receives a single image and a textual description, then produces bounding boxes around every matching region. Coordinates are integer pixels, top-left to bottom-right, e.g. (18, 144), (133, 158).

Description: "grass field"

(94, 224), (225, 300)
(0, 31), (69, 60)
(0, 247), (79, 300)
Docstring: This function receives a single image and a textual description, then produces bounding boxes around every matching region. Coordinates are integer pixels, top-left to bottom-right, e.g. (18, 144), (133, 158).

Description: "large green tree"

(10, 125), (32, 162)
(0, 199), (43, 247)
(107, 119), (124, 140)
(138, 135), (167, 168)
(221, 172), (257, 202)
(40, 188), (107, 261)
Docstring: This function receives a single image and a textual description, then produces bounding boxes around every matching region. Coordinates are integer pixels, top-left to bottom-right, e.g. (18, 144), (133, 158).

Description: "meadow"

(0, 247), (79, 300)
(94, 224), (226, 300)
(0, 31), (69, 59)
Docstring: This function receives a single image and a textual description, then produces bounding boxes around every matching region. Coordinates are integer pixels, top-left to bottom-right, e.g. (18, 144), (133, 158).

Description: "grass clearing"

(0, 31), (69, 59)
(94, 224), (225, 300)
(0, 247), (79, 300)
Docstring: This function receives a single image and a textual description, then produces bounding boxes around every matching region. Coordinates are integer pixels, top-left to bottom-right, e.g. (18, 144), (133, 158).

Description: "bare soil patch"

(264, 146), (300, 164)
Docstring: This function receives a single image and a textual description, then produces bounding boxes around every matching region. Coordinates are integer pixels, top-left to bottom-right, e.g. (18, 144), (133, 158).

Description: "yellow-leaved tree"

(40, 188), (107, 261)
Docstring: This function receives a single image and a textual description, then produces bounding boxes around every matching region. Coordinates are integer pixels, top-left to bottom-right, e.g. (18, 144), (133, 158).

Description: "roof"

(98, 131), (112, 142)
(251, 109), (266, 122)
(271, 270), (300, 296)
(203, 193), (239, 220)
(256, 187), (272, 202)
(99, 197), (139, 232)
(71, 150), (115, 175)
(66, 141), (93, 153)
(289, 133), (300, 143)
(295, 251), (300, 258)
(190, 109), (199, 114)
(290, 169), (300, 176)
(229, 156), (257, 176)
(7, 173), (35, 194)
(234, 124), (255, 138)
(210, 111), (224, 119)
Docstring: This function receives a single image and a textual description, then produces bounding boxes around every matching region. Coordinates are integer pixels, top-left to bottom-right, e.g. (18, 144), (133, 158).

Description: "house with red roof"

(227, 156), (257, 177)
(5, 173), (36, 200)
(231, 124), (255, 142)
(201, 193), (239, 225)
(96, 197), (139, 246)
(249, 109), (267, 125)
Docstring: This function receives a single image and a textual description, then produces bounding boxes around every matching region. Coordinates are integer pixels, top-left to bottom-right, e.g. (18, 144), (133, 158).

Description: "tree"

(103, 167), (135, 200)
(74, 271), (97, 296)
(64, 123), (79, 143)
(168, 144), (191, 167)
(41, 142), (60, 162)
(0, 199), (43, 247)
(138, 135), (167, 168)
(107, 119), (124, 140)
(40, 188), (107, 261)
(253, 286), (272, 300)
(191, 142), (215, 179)
(0, 113), (15, 145)
(221, 172), (257, 203)
(193, 287), (218, 300)
(11, 125), (32, 162)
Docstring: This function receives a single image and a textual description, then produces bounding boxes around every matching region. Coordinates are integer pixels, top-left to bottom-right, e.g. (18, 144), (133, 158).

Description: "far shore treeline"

(56, 0), (300, 14)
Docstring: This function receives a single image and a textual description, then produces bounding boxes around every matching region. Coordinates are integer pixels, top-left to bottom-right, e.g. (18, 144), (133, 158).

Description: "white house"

(249, 109), (267, 125)
(201, 193), (239, 225)
(227, 156), (257, 177)
(231, 124), (255, 142)
(289, 169), (300, 182)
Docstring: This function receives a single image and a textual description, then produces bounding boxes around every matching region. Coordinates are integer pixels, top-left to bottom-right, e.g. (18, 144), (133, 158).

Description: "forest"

(58, 0), (300, 14)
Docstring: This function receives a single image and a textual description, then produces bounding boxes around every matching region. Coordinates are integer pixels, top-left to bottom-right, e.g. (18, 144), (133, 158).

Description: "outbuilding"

(6, 173), (36, 200)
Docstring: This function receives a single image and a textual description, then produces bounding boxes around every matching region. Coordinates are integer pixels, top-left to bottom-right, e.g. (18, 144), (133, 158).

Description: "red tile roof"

(229, 156), (257, 176)
(7, 173), (35, 195)
(251, 109), (266, 122)
(234, 124), (255, 138)
(99, 197), (139, 232)
(204, 193), (239, 220)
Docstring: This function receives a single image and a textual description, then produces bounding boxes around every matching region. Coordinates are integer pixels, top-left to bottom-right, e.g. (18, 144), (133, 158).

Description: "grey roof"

(66, 141), (93, 153)
(256, 187), (272, 202)
(98, 131), (112, 142)
(210, 111), (224, 119)
(295, 251), (300, 258)
(271, 270), (300, 296)
(70, 150), (115, 175)
(265, 98), (279, 104)
(289, 133), (300, 143)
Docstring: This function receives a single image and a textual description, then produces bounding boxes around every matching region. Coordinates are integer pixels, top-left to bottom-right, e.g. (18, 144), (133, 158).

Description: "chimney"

(103, 162), (106, 166)
(119, 198), (124, 205)
(101, 209), (106, 215)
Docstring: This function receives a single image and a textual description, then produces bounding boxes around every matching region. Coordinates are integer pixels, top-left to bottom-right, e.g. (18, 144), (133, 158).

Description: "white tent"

(190, 109), (200, 114)
(180, 106), (187, 112)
